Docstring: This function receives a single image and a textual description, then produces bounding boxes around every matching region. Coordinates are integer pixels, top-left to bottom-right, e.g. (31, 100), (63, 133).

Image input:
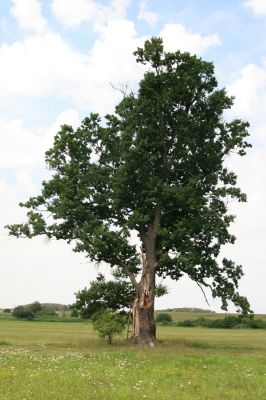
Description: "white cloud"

(138, 1), (158, 26)
(223, 59), (266, 312)
(0, 110), (80, 171)
(1, 5), (222, 117)
(0, 118), (44, 170)
(50, 0), (100, 27)
(11, 0), (48, 32)
(78, 19), (145, 112)
(0, 20), (145, 115)
(228, 62), (266, 120)
(46, 109), (81, 136)
(0, 32), (85, 98)
(244, 0), (266, 15)
(51, 0), (131, 30)
(160, 23), (221, 54)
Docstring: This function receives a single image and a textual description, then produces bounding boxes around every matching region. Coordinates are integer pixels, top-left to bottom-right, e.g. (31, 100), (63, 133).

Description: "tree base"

(131, 335), (157, 347)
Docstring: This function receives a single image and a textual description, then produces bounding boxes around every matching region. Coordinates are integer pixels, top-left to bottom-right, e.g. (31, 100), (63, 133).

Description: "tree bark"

(131, 207), (160, 346)
(131, 269), (156, 346)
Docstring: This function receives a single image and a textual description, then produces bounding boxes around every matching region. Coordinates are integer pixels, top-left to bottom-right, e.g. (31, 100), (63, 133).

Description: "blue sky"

(1, 0), (266, 312)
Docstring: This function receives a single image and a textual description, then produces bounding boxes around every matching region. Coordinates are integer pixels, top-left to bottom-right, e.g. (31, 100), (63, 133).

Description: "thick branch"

(123, 265), (139, 291)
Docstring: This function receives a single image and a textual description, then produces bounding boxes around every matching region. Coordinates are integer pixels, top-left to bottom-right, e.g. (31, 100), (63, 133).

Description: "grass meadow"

(0, 314), (266, 399)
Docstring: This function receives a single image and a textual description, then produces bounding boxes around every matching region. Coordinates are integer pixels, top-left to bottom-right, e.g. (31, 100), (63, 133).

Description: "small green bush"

(210, 316), (241, 328)
(246, 319), (266, 329)
(178, 319), (190, 327)
(92, 311), (126, 344)
(155, 313), (173, 324)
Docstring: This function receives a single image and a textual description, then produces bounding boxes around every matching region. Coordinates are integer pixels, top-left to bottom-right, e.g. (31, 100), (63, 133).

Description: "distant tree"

(155, 313), (173, 323)
(28, 301), (42, 313)
(92, 311), (127, 345)
(12, 305), (35, 320)
(41, 303), (69, 312)
(37, 307), (57, 316)
(3, 309), (11, 313)
(6, 37), (251, 346)
(70, 307), (79, 317)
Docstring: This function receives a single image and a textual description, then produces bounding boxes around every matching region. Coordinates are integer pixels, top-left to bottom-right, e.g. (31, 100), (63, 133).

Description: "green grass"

(0, 319), (266, 399)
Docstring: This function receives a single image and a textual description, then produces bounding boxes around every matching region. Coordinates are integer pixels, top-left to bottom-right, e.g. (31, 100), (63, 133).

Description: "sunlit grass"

(0, 319), (266, 399)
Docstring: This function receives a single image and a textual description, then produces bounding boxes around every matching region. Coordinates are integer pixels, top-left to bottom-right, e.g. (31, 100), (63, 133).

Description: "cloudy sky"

(1, 0), (266, 312)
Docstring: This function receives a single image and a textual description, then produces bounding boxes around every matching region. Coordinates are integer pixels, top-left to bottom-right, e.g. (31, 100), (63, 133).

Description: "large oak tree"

(7, 38), (251, 346)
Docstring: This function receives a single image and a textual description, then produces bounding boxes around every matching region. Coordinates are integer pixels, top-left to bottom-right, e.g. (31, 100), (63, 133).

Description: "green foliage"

(28, 301), (42, 313)
(92, 311), (126, 344)
(155, 313), (173, 323)
(3, 308), (11, 313)
(70, 307), (79, 317)
(12, 302), (57, 320)
(74, 274), (135, 319)
(39, 303), (69, 312)
(12, 305), (35, 320)
(161, 307), (215, 313)
(155, 283), (168, 298)
(177, 316), (266, 329)
(36, 308), (57, 316)
(6, 37), (251, 313)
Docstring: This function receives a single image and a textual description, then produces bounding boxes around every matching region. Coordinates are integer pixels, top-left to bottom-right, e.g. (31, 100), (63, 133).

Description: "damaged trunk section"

(132, 269), (156, 346)
(131, 209), (160, 346)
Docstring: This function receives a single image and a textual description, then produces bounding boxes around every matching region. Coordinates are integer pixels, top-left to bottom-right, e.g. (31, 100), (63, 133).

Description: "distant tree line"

(159, 307), (215, 313)
(11, 302), (68, 320)
(177, 315), (266, 329)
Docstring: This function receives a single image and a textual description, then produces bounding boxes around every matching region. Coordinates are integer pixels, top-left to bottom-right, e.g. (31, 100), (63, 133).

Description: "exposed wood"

(130, 205), (161, 346)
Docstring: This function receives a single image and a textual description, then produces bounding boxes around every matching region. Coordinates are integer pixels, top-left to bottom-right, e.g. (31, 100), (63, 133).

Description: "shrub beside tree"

(92, 311), (127, 344)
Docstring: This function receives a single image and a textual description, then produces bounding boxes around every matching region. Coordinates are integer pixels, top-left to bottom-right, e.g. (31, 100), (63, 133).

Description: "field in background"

(0, 318), (266, 399)
(155, 311), (227, 322)
(3, 310), (266, 323)
(155, 311), (266, 322)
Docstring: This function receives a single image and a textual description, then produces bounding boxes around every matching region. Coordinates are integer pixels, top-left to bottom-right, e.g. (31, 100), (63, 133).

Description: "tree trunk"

(130, 206), (160, 346)
(131, 269), (156, 346)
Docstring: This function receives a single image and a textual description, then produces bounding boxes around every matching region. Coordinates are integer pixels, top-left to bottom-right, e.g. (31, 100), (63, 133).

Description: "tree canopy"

(7, 37), (251, 344)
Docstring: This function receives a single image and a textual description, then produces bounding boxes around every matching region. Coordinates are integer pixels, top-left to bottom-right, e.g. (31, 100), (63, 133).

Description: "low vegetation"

(178, 316), (266, 329)
(155, 313), (173, 324)
(8, 302), (70, 321)
(0, 318), (266, 399)
(159, 307), (216, 313)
